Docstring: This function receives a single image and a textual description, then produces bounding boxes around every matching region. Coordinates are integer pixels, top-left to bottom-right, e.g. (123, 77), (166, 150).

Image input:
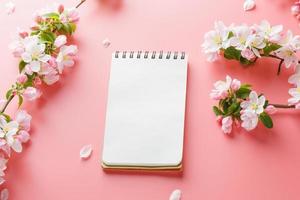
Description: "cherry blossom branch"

(0, 95), (14, 113)
(210, 76), (299, 134)
(76, 0), (86, 8)
(0, 2), (86, 195)
(269, 103), (295, 109)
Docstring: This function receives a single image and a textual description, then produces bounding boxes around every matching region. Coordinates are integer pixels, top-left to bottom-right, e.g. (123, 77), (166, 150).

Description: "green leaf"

(236, 87), (251, 99)
(18, 95), (23, 108)
(228, 31), (234, 39)
(40, 32), (56, 43)
(224, 47), (241, 61)
(0, 113), (11, 121)
(264, 100), (269, 109)
(6, 89), (13, 100)
(19, 61), (26, 73)
(240, 56), (252, 65)
(43, 12), (60, 19)
(263, 43), (281, 56)
(213, 106), (223, 116)
(59, 23), (76, 35)
(227, 102), (240, 115)
(259, 112), (273, 128)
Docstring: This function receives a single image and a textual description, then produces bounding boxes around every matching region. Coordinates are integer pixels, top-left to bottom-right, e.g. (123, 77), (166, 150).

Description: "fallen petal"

(80, 144), (93, 159)
(102, 38), (111, 48)
(243, 0), (255, 11)
(5, 1), (15, 15)
(0, 188), (8, 200)
(169, 189), (181, 200)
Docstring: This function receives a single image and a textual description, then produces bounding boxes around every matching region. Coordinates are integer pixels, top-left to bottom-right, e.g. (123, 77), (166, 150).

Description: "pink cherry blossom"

(17, 130), (30, 143)
(23, 87), (41, 101)
(265, 105), (277, 115)
(33, 77), (42, 86)
(16, 74), (28, 84)
(210, 75), (232, 100)
(231, 78), (241, 91)
(54, 35), (67, 48)
(241, 48), (256, 60)
(15, 110), (32, 131)
(221, 116), (233, 134)
(56, 45), (78, 73)
(60, 8), (80, 23)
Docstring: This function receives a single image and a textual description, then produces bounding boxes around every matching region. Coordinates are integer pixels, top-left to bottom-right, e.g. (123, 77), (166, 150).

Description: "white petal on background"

(102, 38), (111, 48)
(243, 0), (255, 11)
(80, 144), (93, 159)
(5, 1), (15, 15)
(0, 188), (9, 200)
(169, 189), (181, 200)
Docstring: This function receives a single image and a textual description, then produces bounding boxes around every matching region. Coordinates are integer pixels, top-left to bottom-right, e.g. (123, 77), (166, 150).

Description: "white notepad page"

(102, 51), (188, 167)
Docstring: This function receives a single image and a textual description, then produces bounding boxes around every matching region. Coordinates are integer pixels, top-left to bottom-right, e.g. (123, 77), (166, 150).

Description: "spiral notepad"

(102, 51), (188, 171)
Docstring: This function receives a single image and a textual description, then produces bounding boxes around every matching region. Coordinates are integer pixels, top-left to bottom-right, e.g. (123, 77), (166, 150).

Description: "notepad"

(102, 51), (188, 171)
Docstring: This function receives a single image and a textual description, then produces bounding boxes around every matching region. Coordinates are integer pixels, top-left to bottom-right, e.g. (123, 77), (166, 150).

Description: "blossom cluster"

(0, 3), (79, 188)
(202, 20), (300, 108)
(210, 76), (276, 134)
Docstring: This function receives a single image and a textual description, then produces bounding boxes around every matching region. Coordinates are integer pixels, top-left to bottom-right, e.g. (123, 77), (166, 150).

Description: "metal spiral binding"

(114, 51), (186, 59)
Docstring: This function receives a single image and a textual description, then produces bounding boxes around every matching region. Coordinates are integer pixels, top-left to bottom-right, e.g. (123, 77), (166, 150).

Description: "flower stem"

(0, 95), (15, 113)
(76, 0), (86, 8)
(269, 103), (295, 109)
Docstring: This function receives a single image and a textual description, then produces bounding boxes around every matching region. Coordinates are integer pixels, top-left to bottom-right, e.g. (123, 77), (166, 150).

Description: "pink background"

(1, 0), (300, 199)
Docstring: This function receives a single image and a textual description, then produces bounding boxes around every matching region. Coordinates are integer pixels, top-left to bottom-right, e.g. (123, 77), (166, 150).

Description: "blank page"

(102, 51), (188, 168)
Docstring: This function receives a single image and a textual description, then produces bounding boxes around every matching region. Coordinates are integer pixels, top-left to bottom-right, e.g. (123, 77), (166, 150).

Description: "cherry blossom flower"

(202, 21), (231, 61)
(278, 30), (300, 49)
(0, 116), (21, 153)
(23, 87), (41, 101)
(54, 35), (67, 48)
(241, 48), (255, 60)
(56, 45), (78, 73)
(15, 110), (31, 132)
(276, 45), (299, 68)
(230, 25), (252, 50)
(21, 40), (51, 73)
(257, 20), (283, 42)
(231, 78), (241, 91)
(210, 75), (232, 100)
(221, 116), (233, 134)
(60, 8), (80, 23)
(265, 105), (277, 115)
(16, 74), (27, 84)
(241, 91), (265, 114)
(288, 72), (300, 85)
(241, 111), (259, 131)
(288, 85), (300, 105)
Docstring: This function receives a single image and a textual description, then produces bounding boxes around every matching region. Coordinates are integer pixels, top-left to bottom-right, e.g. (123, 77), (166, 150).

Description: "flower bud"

(18, 30), (28, 39)
(16, 74), (28, 84)
(265, 105), (277, 115)
(58, 4), (64, 14)
(291, 5), (300, 16)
